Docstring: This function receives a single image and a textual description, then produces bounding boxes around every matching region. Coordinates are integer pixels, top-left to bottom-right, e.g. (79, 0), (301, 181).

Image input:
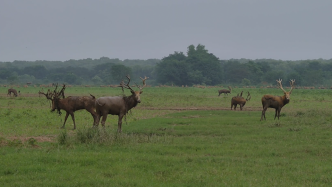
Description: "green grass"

(1, 86), (332, 186)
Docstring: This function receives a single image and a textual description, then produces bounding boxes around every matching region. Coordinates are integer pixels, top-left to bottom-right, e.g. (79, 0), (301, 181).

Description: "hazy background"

(1, 0), (332, 62)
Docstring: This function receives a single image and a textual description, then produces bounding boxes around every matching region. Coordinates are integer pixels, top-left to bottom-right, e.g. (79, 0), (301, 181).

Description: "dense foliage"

(1, 45), (332, 86)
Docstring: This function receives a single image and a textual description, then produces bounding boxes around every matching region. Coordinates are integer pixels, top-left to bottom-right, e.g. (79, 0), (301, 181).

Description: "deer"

(231, 91), (251, 110)
(94, 75), (148, 133)
(260, 79), (295, 121)
(218, 86), (232, 96)
(7, 88), (18, 97)
(39, 84), (97, 130)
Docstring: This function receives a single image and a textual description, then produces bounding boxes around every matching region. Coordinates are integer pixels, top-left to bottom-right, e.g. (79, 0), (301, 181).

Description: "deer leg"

(101, 113), (108, 128)
(240, 104), (243, 111)
(61, 112), (70, 129)
(95, 114), (102, 127)
(261, 107), (267, 121)
(274, 109), (279, 120)
(69, 113), (76, 130)
(277, 109), (281, 120)
(118, 115), (124, 133)
(90, 112), (97, 127)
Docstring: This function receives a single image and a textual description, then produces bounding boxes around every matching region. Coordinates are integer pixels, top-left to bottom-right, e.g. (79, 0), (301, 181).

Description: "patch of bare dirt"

(138, 106), (262, 111)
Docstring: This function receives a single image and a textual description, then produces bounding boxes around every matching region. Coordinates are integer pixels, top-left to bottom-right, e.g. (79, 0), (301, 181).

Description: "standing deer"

(39, 84), (97, 130)
(7, 88), (18, 97)
(94, 75), (148, 133)
(231, 91), (251, 110)
(260, 79), (295, 121)
(218, 86), (232, 96)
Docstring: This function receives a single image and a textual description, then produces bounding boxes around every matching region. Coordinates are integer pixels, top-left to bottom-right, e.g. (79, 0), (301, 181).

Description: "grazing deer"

(39, 84), (97, 130)
(218, 86), (232, 96)
(7, 88), (18, 97)
(231, 92), (251, 110)
(260, 79), (295, 121)
(94, 75), (148, 133)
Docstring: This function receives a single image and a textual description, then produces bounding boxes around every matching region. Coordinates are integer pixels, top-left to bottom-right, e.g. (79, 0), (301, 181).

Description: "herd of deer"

(37, 75), (148, 132)
(7, 77), (295, 132)
(219, 79), (296, 121)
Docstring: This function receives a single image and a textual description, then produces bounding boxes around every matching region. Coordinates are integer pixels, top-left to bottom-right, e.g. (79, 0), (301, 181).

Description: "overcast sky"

(1, 0), (331, 62)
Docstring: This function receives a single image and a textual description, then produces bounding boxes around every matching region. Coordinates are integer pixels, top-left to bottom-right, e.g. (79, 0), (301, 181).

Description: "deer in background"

(39, 84), (97, 130)
(260, 79), (295, 121)
(7, 88), (18, 97)
(94, 75), (148, 133)
(218, 86), (232, 96)
(231, 91), (251, 110)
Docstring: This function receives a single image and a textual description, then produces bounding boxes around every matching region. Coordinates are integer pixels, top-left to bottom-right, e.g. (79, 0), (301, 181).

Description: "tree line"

(1, 44), (332, 87)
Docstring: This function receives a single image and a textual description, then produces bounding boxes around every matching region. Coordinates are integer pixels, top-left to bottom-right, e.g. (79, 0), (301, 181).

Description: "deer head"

(276, 79), (295, 100)
(120, 75), (148, 103)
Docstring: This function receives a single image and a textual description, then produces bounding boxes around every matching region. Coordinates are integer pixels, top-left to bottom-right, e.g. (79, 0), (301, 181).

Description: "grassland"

(1, 86), (332, 186)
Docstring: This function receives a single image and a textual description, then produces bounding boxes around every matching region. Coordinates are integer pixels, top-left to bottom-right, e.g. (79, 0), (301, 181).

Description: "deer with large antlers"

(231, 91), (251, 110)
(39, 84), (97, 129)
(94, 75), (148, 132)
(260, 79), (295, 121)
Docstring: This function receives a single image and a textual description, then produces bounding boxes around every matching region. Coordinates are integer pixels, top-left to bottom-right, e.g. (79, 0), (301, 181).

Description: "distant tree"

(110, 64), (132, 83)
(22, 65), (48, 79)
(92, 75), (103, 85)
(186, 44), (222, 85)
(7, 72), (18, 84)
(155, 44), (222, 86)
(18, 74), (36, 84)
(0, 68), (12, 79)
(156, 59), (190, 85)
(64, 73), (81, 85)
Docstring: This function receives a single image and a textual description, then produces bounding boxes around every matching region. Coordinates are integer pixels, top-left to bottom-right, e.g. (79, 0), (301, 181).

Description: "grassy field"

(1, 86), (332, 186)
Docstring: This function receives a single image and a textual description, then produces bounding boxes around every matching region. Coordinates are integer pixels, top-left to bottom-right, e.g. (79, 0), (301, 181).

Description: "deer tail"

(89, 93), (96, 99)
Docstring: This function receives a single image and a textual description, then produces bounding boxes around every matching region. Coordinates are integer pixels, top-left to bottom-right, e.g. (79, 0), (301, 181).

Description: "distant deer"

(94, 75), (148, 133)
(218, 86), (232, 96)
(7, 88), (18, 97)
(39, 84), (97, 129)
(260, 79), (295, 121)
(231, 91), (251, 110)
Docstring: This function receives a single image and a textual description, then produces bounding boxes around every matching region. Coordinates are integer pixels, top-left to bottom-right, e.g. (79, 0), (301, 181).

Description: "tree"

(92, 75), (103, 85)
(155, 44), (222, 86)
(186, 44), (222, 85)
(110, 64), (132, 83)
(156, 59), (190, 85)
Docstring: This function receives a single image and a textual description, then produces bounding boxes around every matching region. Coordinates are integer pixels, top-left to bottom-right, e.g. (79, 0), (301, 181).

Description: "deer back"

(231, 96), (246, 104)
(261, 94), (288, 108)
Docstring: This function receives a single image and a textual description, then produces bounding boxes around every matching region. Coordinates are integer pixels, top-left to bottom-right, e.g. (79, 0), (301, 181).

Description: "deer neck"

(124, 95), (138, 110)
(281, 95), (290, 105)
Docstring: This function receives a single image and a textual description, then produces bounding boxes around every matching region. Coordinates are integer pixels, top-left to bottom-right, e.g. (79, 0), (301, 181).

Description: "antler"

(52, 84), (66, 99)
(276, 79), (287, 93)
(120, 75), (135, 92)
(138, 76), (149, 91)
(246, 92), (251, 101)
(38, 89), (54, 100)
(289, 79), (295, 94)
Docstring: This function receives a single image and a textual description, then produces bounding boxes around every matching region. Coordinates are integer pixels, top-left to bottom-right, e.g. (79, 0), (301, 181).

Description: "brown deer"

(231, 91), (251, 110)
(94, 75), (148, 133)
(260, 79), (295, 121)
(218, 86), (232, 96)
(39, 84), (97, 130)
(7, 88), (18, 97)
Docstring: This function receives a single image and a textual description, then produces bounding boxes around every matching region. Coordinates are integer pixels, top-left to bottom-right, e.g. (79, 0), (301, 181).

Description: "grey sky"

(1, 0), (331, 62)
